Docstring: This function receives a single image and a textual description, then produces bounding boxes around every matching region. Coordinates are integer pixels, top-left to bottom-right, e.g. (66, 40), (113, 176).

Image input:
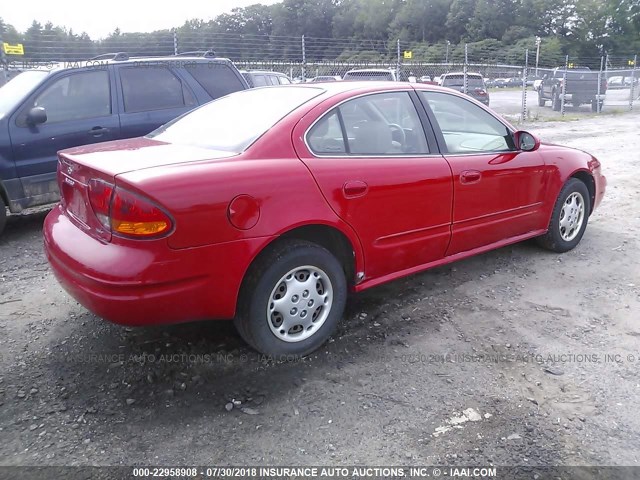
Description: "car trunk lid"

(57, 137), (237, 242)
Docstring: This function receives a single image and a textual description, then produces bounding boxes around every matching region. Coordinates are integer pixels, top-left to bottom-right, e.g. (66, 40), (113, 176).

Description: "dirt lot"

(1, 110), (639, 473)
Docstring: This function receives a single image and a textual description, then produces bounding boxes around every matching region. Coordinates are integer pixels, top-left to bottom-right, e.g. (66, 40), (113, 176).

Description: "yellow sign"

(568, 62), (574, 68)
(403, 50), (412, 59)
(3, 43), (24, 55)
(629, 60), (636, 66)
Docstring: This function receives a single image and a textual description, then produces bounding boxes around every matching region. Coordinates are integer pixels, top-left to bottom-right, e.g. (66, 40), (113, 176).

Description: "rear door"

(115, 65), (198, 139)
(293, 90), (453, 281)
(8, 68), (120, 201)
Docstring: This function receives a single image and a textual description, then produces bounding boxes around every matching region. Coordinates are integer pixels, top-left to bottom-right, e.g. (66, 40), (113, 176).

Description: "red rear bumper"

(44, 205), (271, 326)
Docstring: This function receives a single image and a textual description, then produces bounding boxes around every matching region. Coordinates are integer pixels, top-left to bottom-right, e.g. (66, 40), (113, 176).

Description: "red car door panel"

(419, 90), (550, 255)
(445, 151), (548, 254)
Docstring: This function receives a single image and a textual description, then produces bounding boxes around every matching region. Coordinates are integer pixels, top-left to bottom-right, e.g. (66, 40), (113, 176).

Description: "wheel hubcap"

(267, 266), (333, 343)
(559, 192), (585, 242)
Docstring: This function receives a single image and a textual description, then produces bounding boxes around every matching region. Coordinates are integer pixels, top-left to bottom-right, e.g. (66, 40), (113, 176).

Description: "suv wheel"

(0, 196), (6, 236)
(552, 92), (561, 111)
(537, 91), (546, 106)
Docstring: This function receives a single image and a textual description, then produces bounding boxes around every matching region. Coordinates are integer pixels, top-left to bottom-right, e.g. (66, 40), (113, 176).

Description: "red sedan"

(44, 82), (606, 356)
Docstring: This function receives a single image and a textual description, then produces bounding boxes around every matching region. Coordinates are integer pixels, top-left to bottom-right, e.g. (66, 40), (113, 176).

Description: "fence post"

(630, 54), (637, 111)
(596, 56), (603, 114)
(560, 54), (568, 116)
(521, 48), (528, 123)
(301, 35), (306, 81)
(396, 39), (401, 77)
(173, 29), (178, 55)
(463, 43), (468, 95)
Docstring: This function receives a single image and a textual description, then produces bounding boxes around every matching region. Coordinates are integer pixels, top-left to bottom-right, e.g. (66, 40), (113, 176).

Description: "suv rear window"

(187, 63), (245, 99)
(344, 71), (394, 81)
(442, 75), (485, 88)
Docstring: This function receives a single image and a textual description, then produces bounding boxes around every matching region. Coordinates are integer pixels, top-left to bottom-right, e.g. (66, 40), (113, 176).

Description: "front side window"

(28, 70), (110, 124)
(420, 91), (514, 154)
(307, 92), (429, 156)
(120, 67), (195, 113)
(251, 75), (269, 87)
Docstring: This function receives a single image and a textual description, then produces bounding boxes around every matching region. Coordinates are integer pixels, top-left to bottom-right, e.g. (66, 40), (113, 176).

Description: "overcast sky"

(3, 0), (282, 39)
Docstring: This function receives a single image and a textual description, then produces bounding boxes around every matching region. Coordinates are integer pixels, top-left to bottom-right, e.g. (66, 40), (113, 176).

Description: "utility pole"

(445, 40), (450, 65)
(396, 39), (401, 78)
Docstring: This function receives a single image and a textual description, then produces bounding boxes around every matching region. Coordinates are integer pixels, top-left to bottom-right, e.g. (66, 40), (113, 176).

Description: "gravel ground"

(0, 110), (639, 472)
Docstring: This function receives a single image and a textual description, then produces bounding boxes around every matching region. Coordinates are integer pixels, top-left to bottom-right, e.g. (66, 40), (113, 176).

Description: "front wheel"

(235, 240), (347, 357)
(536, 178), (591, 253)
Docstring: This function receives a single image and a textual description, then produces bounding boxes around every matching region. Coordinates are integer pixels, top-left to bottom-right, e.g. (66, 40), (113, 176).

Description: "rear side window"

(187, 63), (245, 98)
(251, 74), (269, 87)
(120, 67), (195, 113)
(278, 76), (291, 85)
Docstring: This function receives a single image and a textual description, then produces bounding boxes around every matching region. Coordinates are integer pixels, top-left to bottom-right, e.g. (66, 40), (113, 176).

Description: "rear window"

(148, 87), (324, 152)
(442, 75), (485, 88)
(344, 71), (393, 81)
(187, 63), (245, 99)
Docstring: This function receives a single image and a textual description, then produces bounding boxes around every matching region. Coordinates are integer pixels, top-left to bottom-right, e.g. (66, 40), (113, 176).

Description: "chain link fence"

(1, 30), (638, 123)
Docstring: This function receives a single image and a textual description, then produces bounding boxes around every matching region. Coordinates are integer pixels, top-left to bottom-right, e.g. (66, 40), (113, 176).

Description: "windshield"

(442, 76), (485, 88)
(0, 70), (50, 118)
(149, 87), (324, 152)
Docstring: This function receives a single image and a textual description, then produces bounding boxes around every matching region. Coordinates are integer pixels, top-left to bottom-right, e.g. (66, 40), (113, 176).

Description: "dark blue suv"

(0, 52), (249, 235)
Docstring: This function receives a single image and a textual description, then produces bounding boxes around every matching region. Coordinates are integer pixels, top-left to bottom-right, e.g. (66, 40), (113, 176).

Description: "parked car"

(309, 76), (340, 82)
(538, 67), (607, 111)
(0, 52), (249, 235)
(240, 70), (292, 87)
(606, 75), (638, 90)
(490, 78), (509, 88)
(342, 68), (407, 81)
(44, 82), (605, 356)
(419, 75), (432, 83)
(439, 72), (490, 105)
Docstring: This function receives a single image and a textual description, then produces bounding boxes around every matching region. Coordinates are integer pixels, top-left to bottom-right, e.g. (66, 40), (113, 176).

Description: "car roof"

(344, 69), (394, 73)
(442, 72), (483, 77)
(42, 55), (235, 73)
(246, 70), (288, 75)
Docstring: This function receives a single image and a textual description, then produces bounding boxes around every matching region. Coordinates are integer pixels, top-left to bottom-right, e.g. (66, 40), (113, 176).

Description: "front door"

(418, 90), (549, 255)
(9, 68), (120, 202)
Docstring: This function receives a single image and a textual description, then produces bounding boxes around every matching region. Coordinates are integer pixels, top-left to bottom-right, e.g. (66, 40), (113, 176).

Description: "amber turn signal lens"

(111, 220), (169, 236)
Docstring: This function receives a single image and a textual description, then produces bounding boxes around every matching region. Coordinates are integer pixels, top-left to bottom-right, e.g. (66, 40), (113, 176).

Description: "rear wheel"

(537, 178), (591, 253)
(552, 92), (561, 111)
(0, 196), (7, 237)
(235, 240), (347, 357)
(591, 99), (603, 112)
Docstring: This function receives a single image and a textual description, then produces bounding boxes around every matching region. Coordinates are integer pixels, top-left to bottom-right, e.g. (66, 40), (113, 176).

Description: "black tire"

(552, 92), (561, 111)
(537, 92), (546, 107)
(591, 99), (598, 112)
(235, 239), (347, 357)
(536, 178), (591, 253)
(0, 196), (6, 237)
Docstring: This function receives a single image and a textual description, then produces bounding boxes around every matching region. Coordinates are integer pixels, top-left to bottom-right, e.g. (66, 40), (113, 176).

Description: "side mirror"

(27, 107), (47, 125)
(515, 131), (540, 152)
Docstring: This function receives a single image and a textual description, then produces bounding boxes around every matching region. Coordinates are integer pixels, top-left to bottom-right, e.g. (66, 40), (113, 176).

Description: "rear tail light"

(88, 179), (114, 229)
(88, 179), (173, 239)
